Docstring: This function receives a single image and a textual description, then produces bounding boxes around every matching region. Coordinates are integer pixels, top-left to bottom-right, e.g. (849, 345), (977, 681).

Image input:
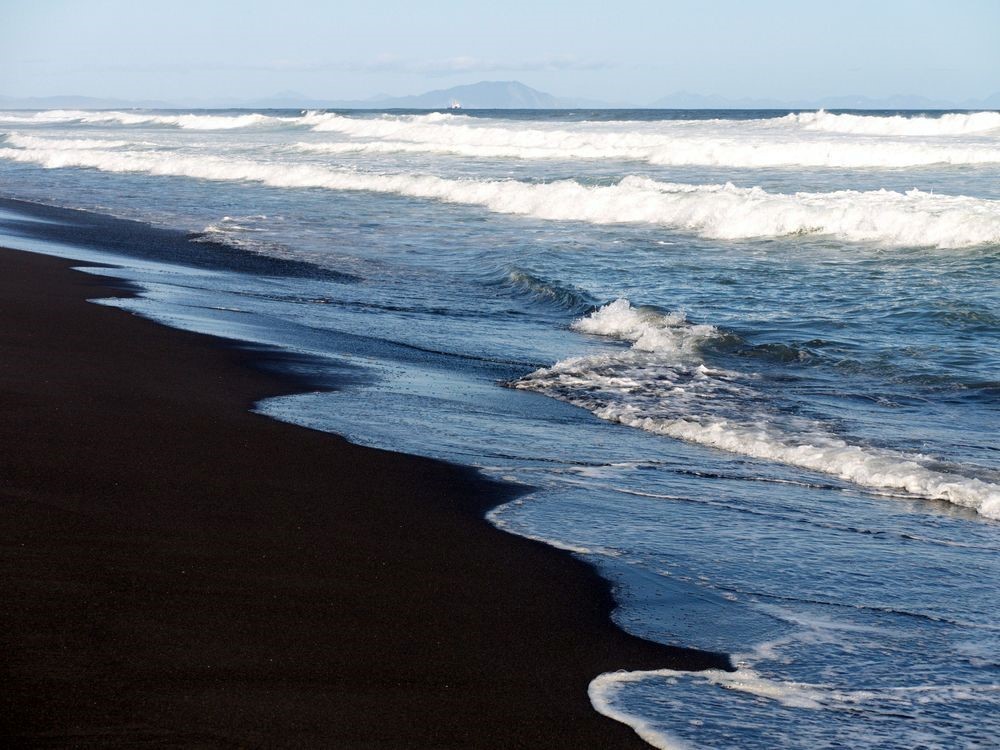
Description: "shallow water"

(1, 107), (997, 748)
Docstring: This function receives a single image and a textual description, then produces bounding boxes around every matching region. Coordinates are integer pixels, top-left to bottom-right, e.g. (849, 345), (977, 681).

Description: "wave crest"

(2, 145), (999, 249)
(572, 299), (720, 355)
(785, 110), (1000, 136)
(3, 132), (139, 150)
(294, 110), (1000, 167)
(495, 268), (595, 312)
(0, 109), (292, 130)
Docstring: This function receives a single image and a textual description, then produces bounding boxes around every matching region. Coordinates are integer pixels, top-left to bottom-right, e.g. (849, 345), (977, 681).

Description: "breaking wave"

(784, 109), (1000, 136)
(570, 298), (720, 355)
(0, 109), (292, 130)
(189, 214), (272, 250)
(296, 135), (1000, 167)
(3, 144), (999, 248)
(2, 132), (138, 150)
(0, 109), (458, 132)
(296, 111), (1000, 167)
(513, 300), (1000, 518)
(4, 108), (999, 167)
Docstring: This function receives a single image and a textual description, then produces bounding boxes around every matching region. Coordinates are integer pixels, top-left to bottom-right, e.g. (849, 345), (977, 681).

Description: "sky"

(1, 0), (998, 104)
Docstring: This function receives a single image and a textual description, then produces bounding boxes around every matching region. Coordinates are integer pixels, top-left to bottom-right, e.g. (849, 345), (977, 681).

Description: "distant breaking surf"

(3, 108), (999, 169)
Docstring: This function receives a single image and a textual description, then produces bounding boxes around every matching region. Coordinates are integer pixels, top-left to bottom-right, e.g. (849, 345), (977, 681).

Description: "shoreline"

(0, 244), (728, 747)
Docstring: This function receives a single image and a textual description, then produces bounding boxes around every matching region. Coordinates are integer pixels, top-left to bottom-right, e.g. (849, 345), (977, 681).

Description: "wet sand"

(0, 247), (728, 748)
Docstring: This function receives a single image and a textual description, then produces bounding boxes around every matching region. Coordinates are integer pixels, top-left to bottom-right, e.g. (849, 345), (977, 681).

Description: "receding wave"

(513, 300), (1000, 518)
(783, 110), (1000, 136)
(589, 666), (1000, 750)
(189, 214), (271, 250)
(3, 145), (1000, 248)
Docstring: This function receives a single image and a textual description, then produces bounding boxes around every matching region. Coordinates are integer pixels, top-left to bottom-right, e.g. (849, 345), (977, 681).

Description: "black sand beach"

(0, 247), (728, 748)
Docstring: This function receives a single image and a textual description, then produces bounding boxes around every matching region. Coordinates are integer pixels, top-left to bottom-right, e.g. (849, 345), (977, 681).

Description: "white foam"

(599, 408), (1000, 518)
(571, 298), (720, 356)
(588, 666), (1000, 750)
(303, 110), (464, 134)
(3, 132), (137, 150)
(6, 108), (1000, 167)
(486, 506), (600, 555)
(302, 109), (1000, 167)
(784, 110), (1000, 136)
(0, 109), (291, 130)
(295, 115), (1000, 167)
(194, 214), (269, 242)
(0, 110), (462, 133)
(592, 664), (1000, 739)
(298, 135), (1000, 168)
(641, 139), (1000, 168)
(3, 144), (999, 249)
(589, 671), (695, 750)
(515, 301), (1000, 518)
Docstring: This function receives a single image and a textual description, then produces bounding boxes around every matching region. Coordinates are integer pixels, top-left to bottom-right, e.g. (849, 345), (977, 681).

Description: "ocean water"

(1, 107), (998, 748)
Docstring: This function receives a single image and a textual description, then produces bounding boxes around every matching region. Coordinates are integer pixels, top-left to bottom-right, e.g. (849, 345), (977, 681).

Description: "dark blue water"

(0, 107), (997, 748)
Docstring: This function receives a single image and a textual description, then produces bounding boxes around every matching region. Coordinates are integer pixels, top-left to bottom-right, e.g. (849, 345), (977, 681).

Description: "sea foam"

(784, 110), (1000, 136)
(589, 665), (1000, 750)
(514, 300), (1000, 518)
(3, 132), (138, 150)
(5, 108), (1000, 167)
(296, 112), (1000, 167)
(0, 109), (292, 130)
(3, 144), (999, 249)
(297, 136), (1000, 168)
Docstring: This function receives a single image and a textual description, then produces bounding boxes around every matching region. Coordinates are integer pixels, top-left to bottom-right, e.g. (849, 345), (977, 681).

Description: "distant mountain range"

(3, 81), (998, 111)
(225, 81), (611, 109)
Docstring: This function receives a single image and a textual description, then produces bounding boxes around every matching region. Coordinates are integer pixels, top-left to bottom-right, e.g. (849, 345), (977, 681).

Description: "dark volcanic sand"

(0, 248), (728, 748)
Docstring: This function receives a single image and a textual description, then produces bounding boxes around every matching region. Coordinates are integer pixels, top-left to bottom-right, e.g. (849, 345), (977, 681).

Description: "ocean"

(0, 107), (997, 748)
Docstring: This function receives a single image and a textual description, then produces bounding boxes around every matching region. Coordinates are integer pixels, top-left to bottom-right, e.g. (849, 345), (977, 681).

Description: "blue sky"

(2, 0), (998, 103)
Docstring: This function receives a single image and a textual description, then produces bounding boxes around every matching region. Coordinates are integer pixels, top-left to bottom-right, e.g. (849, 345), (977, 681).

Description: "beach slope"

(0, 248), (726, 748)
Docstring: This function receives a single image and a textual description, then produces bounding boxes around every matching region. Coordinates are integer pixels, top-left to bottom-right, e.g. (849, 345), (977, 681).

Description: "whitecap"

(3, 145), (999, 249)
